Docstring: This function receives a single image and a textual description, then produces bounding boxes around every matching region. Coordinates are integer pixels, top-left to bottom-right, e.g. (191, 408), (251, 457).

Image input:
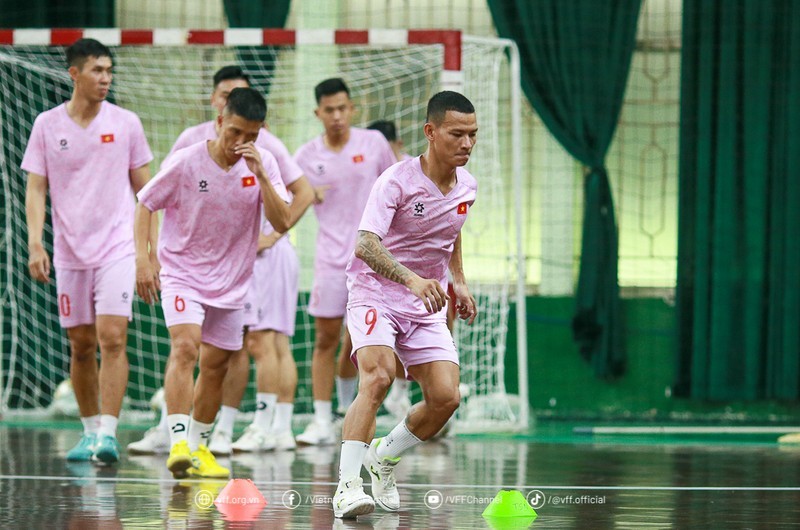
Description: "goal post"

(0, 28), (527, 432)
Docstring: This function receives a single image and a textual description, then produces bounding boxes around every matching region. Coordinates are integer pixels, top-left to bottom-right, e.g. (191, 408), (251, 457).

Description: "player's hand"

(234, 142), (264, 177)
(149, 250), (161, 276)
(313, 185), (331, 204)
(452, 281), (477, 325)
(28, 242), (51, 283)
(257, 231), (283, 253)
(408, 275), (448, 314)
(136, 255), (160, 304)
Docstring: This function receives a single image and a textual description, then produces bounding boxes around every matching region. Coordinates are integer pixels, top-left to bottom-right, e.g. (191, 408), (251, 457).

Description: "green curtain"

(223, 0), (291, 26)
(488, 0), (641, 378)
(0, 0), (114, 27)
(223, 0), (292, 97)
(676, 0), (800, 400)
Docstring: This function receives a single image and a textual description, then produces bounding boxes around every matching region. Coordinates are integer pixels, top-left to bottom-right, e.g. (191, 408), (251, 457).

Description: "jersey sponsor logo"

(101, 134), (115, 143)
(316, 164), (325, 175)
(457, 202), (468, 215)
(199, 180), (209, 192)
(242, 176), (256, 187)
(413, 202), (425, 217)
(352, 154), (365, 163)
(59, 138), (69, 151)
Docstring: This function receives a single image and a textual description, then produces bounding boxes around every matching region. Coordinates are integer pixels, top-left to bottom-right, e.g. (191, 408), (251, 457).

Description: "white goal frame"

(0, 28), (527, 431)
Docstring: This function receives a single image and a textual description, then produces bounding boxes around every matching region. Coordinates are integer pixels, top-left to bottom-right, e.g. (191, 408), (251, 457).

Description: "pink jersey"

(21, 101), (153, 269)
(346, 156), (477, 319)
(137, 141), (288, 308)
(294, 127), (396, 273)
(167, 121), (303, 236)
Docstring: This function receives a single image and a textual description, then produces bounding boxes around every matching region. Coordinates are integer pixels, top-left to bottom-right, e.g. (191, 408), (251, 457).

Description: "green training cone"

(482, 489), (538, 519)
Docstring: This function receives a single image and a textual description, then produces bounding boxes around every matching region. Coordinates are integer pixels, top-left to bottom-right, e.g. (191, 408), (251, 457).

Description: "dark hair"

(367, 120), (398, 142)
(314, 78), (350, 104)
(66, 38), (112, 69)
(426, 91), (475, 124)
(213, 65), (250, 89)
(224, 87), (266, 122)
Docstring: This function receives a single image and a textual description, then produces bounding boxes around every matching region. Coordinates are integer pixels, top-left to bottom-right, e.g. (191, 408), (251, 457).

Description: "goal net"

(0, 29), (525, 432)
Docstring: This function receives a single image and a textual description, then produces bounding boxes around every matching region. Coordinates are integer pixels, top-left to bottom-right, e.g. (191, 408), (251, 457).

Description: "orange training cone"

(214, 479), (267, 521)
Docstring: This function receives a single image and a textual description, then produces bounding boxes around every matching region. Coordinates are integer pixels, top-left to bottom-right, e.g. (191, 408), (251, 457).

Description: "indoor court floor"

(1, 421), (799, 528)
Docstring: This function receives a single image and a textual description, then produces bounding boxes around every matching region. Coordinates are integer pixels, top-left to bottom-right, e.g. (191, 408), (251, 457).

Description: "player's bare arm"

(134, 202), (159, 304)
(448, 232), (477, 325)
(355, 230), (448, 314)
(25, 172), (50, 283)
(236, 142), (291, 232)
(129, 164), (161, 275)
(286, 176), (315, 228)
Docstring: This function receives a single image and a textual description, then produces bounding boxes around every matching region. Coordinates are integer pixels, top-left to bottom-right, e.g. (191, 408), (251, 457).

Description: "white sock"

(167, 414), (190, 447)
(81, 415), (100, 435)
(335, 376), (358, 411)
(253, 393), (277, 431)
(387, 378), (410, 401)
(272, 403), (294, 433)
(97, 414), (119, 438)
(188, 418), (215, 451)
(377, 421), (422, 460)
(158, 403), (169, 434)
(338, 440), (369, 483)
(313, 400), (333, 425)
(216, 405), (238, 434)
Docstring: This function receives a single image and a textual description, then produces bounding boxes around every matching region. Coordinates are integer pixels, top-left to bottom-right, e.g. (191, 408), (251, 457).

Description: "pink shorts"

(346, 305), (459, 380)
(54, 255), (135, 328)
(161, 293), (245, 351)
(244, 238), (299, 336)
(308, 269), (348, 319)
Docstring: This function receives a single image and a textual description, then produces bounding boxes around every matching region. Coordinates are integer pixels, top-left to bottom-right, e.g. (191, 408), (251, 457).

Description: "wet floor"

(1, 422), (799, 528)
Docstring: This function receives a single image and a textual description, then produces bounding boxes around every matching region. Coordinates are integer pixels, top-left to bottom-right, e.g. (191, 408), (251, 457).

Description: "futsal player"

(134, 88), (291, 478)
(333, 91), (478, 518)
(293, 78), (396, 445)
(23, 38), (155, 465)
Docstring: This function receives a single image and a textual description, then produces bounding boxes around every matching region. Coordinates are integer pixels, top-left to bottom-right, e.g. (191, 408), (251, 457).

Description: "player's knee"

(68, 332), (97, 361)
(428, 391), (460, 417)
(359, 369), (393, 403)
(199, 352), (231, 376)
(169, 336), (199, 367)
(70, 343), (97, 363)
(96, 328), (126, 356)
(314, 330), (341, 353)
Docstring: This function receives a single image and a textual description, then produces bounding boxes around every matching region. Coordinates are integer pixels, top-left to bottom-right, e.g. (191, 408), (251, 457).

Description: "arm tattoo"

(356, 231), (414, 286)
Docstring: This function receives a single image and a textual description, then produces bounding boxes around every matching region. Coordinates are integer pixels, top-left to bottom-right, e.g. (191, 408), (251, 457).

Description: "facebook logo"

(282, 490), (301, 509)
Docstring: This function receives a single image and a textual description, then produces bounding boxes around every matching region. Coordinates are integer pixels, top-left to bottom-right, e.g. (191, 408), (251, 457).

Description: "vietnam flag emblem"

(457, 202), (468, 215)
(242, 176), (256, 187)
(100, 134), (114, 143)
(352, 154), (364, 163)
